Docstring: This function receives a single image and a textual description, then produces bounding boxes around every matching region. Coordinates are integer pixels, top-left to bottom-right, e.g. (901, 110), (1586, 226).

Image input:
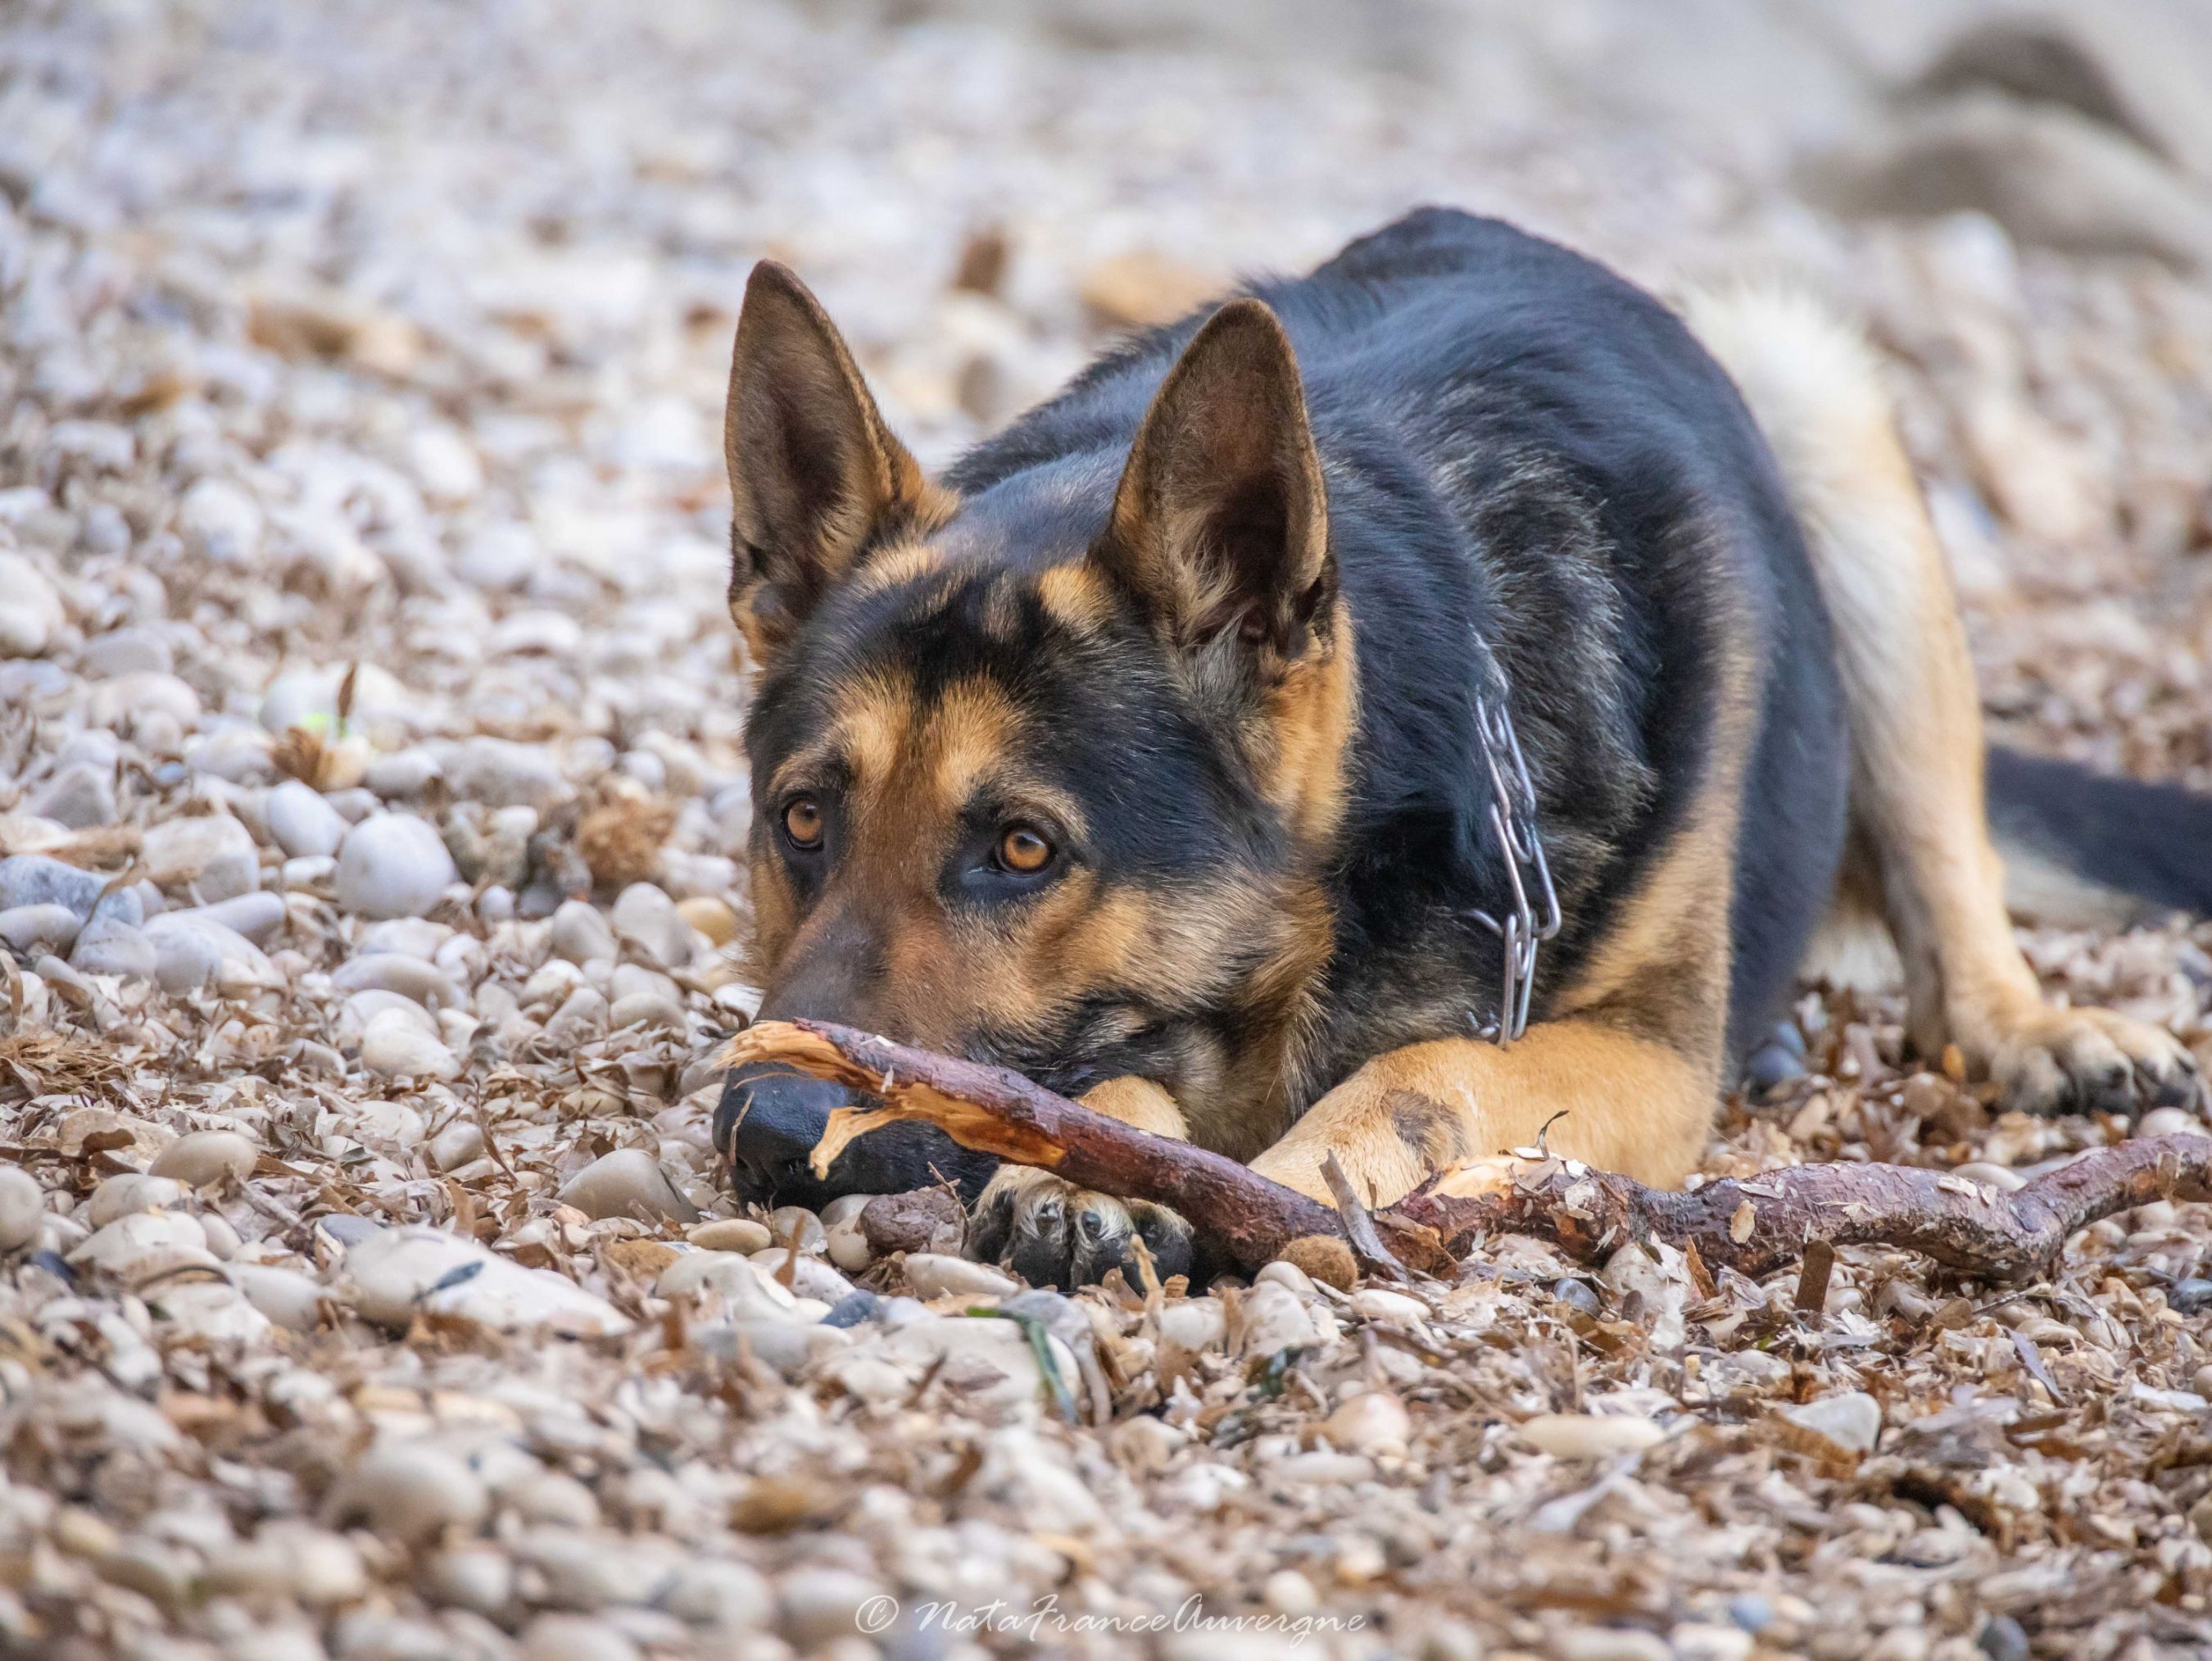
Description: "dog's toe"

(968, 1166), (1194, 1290)
(1984, 1006), (2201, 1118)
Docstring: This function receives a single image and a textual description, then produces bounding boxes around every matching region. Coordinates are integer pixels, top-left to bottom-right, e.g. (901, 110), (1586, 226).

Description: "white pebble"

(342, 1227), (630, 1336)
(86, 1173), (187, 1227)
(1519, 1412), (1668, 1459)
(29, 761), (116, 828)
(551, 902), (619, 969)
(177, 477), (265, 564)
(149, 1279), (270, 1344)
(428, 1120), (487, 1172)
(423, 1545), (515, 1616)
(265, 780), (349, 858)
(231, 1264), (325, 1332)
(146, 910), (280, 993)
(1158, 1298), (1226, 1351)
(207, 1521), (366, 1605)
(342, 989), (439, 1045)
(325, 1441), (490, 1547)
(2141, 1106), (2211, 1141)
(197, 889), (287, 945)
(336, 813), (459, 919)
(610, 882), (691, 968)
(655, 1251), (799, 1316)
(901, 1252), (1019, 1300)
(607, 991), (684, 1030)
(149, 1128), (259, 1187)
(825, 1218), (873, 1273)
(687, 1219), (772, 1254)
(1555, 1631), (1673, 1661)
(1323, 1389), (1412, 1456)
(777, 1567), (890, 1650)
(1263, 1568), (1320, 1616)
(408, 426), (483, 501)
(67, 1210), (217, 1280)
(544, 985), (610, 1043)
(0, 556), (63, 657)
(361, 1015), (461, 1081)
(333, 952), (465, 1010)
(1349, 1287), (1428, 1326)
(1235, 1281), (1321, 1356)
(1779, 1391), (1882, 1456)
(663, 1559), (774, 1631)
(767, 1205), (827, 1252)
(70, 916), (156, 978)
(148, 915), (223, 993)
(503, 1470), (601, 1528)
(365, 747), (443, 799)
(79, 627), (170, 678)
(283, 854), (337, 888)
(141, 815), (261, 902)
(558, 1148), (700, 1224)
(1255, 1258), (1317, 1297)
(0, 1168), (46, 1253)
(750, 1248), (854, 1304)
(188, 726), (275, 783)
(0, 904), (82, 954)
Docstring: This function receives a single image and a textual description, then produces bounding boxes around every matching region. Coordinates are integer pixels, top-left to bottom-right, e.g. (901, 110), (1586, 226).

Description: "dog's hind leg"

(1689, 287), (2196, 1113)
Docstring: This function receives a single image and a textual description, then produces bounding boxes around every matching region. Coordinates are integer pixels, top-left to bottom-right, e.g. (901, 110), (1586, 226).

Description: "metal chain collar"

(1464, 633), (1561, 1045)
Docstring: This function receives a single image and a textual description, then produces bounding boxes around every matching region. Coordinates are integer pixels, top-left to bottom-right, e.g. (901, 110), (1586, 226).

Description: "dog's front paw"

(968, 1165), (1196, 1291)
(1974, 1003), (2200, 1118)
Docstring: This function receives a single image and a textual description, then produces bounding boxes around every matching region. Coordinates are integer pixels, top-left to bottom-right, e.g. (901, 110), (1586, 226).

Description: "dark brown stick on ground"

(725, 1020), (2212, 1285)
(1321, 1151), (1411, 1281)
(722, 1019), (1344, 1270)
(1394, 1137), (2212, 1283)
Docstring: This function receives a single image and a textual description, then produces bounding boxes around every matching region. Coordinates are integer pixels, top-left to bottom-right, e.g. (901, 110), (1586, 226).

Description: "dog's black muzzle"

(714, 1060), (999, 1210)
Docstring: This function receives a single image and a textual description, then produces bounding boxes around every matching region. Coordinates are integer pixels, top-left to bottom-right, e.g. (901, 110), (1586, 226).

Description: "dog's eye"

(782, 796), (823, 851)
(997, 825), (1053, 874)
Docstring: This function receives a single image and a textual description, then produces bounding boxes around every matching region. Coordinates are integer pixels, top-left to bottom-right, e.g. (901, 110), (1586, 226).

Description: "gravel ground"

(6, 2), (2212, 1658)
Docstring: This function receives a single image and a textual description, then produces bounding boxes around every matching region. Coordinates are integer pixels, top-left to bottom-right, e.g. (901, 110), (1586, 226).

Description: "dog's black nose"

(716, 1063), (850, 1206)
(714, 1058), (1000, 1209)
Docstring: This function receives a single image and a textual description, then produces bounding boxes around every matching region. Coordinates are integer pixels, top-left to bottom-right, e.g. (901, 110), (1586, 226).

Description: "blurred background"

(6, 0), (2212, 837)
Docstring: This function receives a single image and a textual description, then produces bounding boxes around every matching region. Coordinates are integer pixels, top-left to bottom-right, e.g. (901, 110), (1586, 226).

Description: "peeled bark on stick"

(724, 1019), (2212, 1283)
(720, 1019), (1345, 1271)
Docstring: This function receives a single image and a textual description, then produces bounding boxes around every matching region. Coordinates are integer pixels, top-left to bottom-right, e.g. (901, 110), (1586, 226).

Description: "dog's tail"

(1684, 279), (2212, 933)
(1983, 746), (2212, 927)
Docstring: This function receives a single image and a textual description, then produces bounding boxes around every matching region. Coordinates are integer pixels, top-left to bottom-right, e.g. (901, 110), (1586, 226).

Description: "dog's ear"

(724, 261), (933, 660)
(1099, 298), (1332, 658)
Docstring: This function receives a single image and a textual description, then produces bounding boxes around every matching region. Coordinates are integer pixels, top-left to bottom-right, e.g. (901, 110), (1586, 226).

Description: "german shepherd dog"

(715, 207), (2210, 1287)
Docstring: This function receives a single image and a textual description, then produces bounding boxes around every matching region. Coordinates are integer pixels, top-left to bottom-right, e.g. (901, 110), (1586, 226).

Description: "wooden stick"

(1394, 1138), (2212, 1283)
(1321, 1152), (1411, 1282)
(721, 1019), (1344, 1271)
(725, 1020), (2212, 1286)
